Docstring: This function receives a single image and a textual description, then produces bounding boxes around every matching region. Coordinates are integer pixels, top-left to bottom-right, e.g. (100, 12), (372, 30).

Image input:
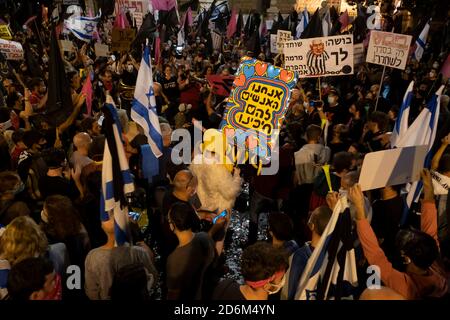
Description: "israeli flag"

(101, 97), (135, 246)
(296, 8), (309, 39)
(391, 83), (443, 223)
(295, 197), (358, 300)
(414, 21), (430, 62)
(64, 7), (101, 42)
(131, 43), (163, 159)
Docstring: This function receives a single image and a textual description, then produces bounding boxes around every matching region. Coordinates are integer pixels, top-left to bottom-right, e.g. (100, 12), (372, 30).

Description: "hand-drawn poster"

(220, 57), (297, 159)
(366, 30), (412, 70)
(284, 35), (354, 77)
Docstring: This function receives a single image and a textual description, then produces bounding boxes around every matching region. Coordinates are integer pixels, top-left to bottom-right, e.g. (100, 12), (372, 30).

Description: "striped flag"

(131, 43), (163, 182)
(295, 8), (309, 39)
(391, 82), (443, 223)
(101, 97), (135, 246)
(64, 10), (101, 42)
(414, 20), (430, 62)
(295, 198), (358, 300)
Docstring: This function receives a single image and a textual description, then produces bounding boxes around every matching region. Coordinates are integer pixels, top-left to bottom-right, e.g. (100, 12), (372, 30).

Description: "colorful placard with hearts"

(220, 57), (297, 159)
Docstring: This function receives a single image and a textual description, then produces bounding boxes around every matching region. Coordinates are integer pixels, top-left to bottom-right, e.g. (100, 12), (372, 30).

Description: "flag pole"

(374, 65), (386, 111)
(318, 77), (321, 101)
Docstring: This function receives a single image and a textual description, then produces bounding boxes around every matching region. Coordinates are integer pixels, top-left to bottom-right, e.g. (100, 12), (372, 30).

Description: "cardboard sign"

(211, 31), (222, 51)
(94, 43), (110, 57)
(111, 28), (136, 52)
(276, 30), (292, 53)
(220, 57), (297, 158)
(0, 25), (12, 40)
(354, 43), (365, 65)
(0, 39), (24, 60)
(366, 30), (412, 70)
(206, 75), (234, 97)
(270, 34), (278, 54)
(59, 40), (75, 52)
(122, 0), (147, 29)
(283, 35), (354, 77)
(358, 145), (427, 191)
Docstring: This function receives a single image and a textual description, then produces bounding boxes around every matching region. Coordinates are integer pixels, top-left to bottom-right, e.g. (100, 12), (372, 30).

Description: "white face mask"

(42, 56), (49, 64)
(303, 101), (309, 108)
(265, 273), (286, 295)
(432, 63), (439, 69)
(126, 65), (134, 73)
(328, 96), (336, 104)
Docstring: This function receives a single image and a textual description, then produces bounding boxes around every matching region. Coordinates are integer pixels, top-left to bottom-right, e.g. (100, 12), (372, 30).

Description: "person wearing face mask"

(0, 171), (30, 226)
(325, 89), (350, 126)
(212, 242), (289, 300)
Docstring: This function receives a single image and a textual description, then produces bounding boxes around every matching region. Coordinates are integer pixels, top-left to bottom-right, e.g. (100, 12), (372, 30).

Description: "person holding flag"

(131, 41), (163, 184)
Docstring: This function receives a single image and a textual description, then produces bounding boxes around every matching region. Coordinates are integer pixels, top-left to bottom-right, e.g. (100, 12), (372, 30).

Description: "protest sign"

(0, 39), (24, 60)
(0, 25), (12, 40)
(276, 30), (292, 53)
(211, 31), (222, 51)
(220, 57), (297, 159)
(270, 34), (278, 54)
(94, 43), (110, 57)
(122, 0), (147, 29)
(111, 28), (136, 52)
(354, 43), (365, 65)
(59, 40), (75, 52)
(206, 75), (234, 97)
(366, 30), (412, 70)
(283, 35), (354, 77)
(358, 145), (427, 191)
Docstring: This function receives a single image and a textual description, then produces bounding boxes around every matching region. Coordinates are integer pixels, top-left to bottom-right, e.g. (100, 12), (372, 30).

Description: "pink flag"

(339, 10), (349, 32)
(81, 74), (93, 116)
(114, 6), (130, 29)
(186, 7), (193, 26)
(441, 54), (450, 78)
(155, 37), (161, 65)
(152, 0), (177, 11)
(227, 9), (237, 39)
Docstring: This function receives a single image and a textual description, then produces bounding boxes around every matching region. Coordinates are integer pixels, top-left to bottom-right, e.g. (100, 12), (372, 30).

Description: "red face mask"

(104, 81), (113, 92)
(42, 273), (62, 300)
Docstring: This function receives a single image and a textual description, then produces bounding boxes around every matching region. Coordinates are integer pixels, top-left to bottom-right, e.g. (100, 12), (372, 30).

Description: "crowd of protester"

(0, 3), (449, 301)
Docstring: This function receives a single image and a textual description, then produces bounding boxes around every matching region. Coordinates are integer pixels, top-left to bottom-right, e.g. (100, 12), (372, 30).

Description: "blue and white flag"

(101, 97), (135, 246)
(295, 198), (358, 300)
(322, 7), (332, 37)
(295, 8), (309, 39)
(131, 43), (163, 182)
(414, 21), (430, 62)
(64, 6), (101, 42)
(391, 84), (443, 223)
(131, 44), (163, 157)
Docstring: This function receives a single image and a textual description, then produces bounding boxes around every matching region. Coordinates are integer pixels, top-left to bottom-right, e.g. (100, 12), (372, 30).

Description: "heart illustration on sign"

(255, 62), (268, 76)
(267, 65), (281, 79)
(243, 65), (255, 79)
(234, 74), (246, 87)
(280, 69), (294, 83)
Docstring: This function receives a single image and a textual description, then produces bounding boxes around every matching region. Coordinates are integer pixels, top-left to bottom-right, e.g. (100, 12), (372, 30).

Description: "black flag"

(235, 10), (243, 37)
(131, 12), (157, 49)
(301, 9), (323, 39)
(45, 27), (73, 127)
